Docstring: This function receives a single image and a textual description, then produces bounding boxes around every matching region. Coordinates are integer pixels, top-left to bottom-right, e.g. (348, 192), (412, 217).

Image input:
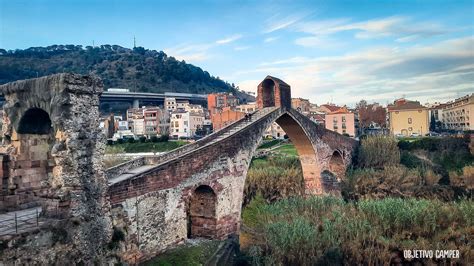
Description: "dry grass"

(242, 196), (473, 265)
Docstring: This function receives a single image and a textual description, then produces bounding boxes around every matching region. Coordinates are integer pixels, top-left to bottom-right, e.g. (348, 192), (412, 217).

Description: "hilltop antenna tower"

(134, 36), (136, 48)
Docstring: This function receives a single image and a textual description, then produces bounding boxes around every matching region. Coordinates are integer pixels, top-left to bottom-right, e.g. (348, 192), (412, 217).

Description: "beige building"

(325, 107), (355, 137)
(291, 98), (311, 114)
(388, 99), (429, 136)
(235, 102), (257, 113)
(442, 94), (473, 131)
(264, 122), (286, 139)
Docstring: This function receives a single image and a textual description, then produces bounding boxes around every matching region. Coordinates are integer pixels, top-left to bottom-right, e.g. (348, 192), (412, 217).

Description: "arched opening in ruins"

(188, 185), (217, 239)
(261, 79), (276, 107)
(8, 107), (55, 210)
(328, 151), (345, 180)
(17, 108), (52, 135)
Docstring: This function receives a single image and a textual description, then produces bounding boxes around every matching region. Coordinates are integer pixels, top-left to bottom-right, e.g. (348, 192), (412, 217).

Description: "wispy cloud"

(165, 33), (243, 62)
(263, 12), (310, 33)
(216, 34), (243, 44)
(264, 36), (279, 43)
(234, 46), (250, 51)
(235, 37), (474, 105)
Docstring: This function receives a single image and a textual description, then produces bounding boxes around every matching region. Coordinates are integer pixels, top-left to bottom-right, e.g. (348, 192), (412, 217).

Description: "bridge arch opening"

(329, 151), (345, 180)
(274, 113), (321, 194)
(17, 108), (52, 135)
(189, 185), (217, 239)
(261, 79), (276, 107)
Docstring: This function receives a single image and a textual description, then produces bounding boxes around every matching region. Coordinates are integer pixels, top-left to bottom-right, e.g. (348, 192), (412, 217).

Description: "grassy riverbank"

(105, 140), (188, 154)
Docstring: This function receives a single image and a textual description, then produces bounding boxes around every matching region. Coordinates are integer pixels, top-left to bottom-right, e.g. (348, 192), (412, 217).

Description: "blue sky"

(1, 0), (473, 106)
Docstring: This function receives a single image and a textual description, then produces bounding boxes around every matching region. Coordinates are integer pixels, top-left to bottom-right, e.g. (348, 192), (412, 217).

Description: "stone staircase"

(107, 107), (280, 185)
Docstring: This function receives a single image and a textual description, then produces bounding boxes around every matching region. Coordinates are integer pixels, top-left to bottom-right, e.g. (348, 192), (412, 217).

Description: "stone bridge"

(0, 74), (356, 264)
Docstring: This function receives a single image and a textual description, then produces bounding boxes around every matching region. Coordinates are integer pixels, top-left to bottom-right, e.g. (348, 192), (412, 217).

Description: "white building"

(264, 122), (286, 139)
(185, 104), (204, 114)
(170, 110), (205, 138)
(131, 118), (145, 135)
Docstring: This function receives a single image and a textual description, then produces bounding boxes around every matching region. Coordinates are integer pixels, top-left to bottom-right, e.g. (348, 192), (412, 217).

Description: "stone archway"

(8, 108), (55, 210)
(274, 113), (322, 194)
(189, 185), (217, 238)
(261, 79), (276, 107)
(329, 150), (345, 180)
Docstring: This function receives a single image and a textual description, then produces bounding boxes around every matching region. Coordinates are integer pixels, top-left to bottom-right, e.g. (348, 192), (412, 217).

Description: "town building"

(207, 92), (239, 117)
(235, 102), (257, 113)
(441, 94), (473, 131)
(291, 98), (311, 114)
(264, 123), (287, 139)
(317, 104), (341, 114)
(325, 107), (356, 137)
(387, 98), (429, 136)
(127, 106), (167, 137)
(170, 110), (205, 139)
(164, 97), (177, 112)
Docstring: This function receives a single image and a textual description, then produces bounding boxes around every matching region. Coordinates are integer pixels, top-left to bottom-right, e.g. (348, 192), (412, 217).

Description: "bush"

(159, 134), (169, 142)
(357, 136), (400, 169)
(138, 136), (147, 143)
(117, 138), (125, 144)
(106, 139), (115, 145)
(127, 138), (135, 144)
(150, 136), (159, 142)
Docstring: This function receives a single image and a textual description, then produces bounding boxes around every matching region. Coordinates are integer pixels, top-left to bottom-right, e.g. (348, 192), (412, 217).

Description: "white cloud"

(233, 37), (474, 105)
(234, 46), (250, 51)
(216, 34), (242, 44)
(263, 12), (310, 33)
(292, 16), (449, 47)
(264, 36), (279, 43)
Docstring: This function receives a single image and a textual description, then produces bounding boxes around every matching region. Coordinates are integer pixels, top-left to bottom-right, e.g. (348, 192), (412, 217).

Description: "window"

(342, 116), (346, 122)
(184, 121), (188, 126)
(408, 118), (412, 124)
(408, 127), (413, 131)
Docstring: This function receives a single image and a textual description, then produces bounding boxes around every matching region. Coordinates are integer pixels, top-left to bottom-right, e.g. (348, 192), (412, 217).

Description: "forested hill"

(0, 45), (252, 99)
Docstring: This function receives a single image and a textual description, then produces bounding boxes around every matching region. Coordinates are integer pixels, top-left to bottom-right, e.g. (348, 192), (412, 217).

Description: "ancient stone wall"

(0, 74), (112, 264)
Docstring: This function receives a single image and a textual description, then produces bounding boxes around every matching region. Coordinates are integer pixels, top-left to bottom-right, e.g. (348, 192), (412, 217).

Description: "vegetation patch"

(242, 196), (473, 265)
(143, 240), (222, 266)
(105, 140), (188, 154)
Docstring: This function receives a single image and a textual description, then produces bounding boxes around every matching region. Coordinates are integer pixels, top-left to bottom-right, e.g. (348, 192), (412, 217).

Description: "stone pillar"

(133, 98), (140, 109)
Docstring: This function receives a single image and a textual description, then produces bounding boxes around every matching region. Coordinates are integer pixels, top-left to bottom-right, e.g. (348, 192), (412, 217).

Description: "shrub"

(159, 134), (169, 142)
(138, 136), (147, 143)
(127, 137), (135, 144)
(117, 138), (125, 144)
(150, 136), (159, 142)
(106, 139), (115, 145)
(357, 136), (400, 169)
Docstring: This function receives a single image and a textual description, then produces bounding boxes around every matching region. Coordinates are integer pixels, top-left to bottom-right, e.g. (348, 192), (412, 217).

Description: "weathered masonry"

(107, 75), (357, 263)
(0, 74), (357, 264)
(0, 74), (111, 264)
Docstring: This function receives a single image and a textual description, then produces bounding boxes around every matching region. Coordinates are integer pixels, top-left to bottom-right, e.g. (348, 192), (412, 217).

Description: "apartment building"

(441, 94), (473, 131)
(264, 123), (286, 139)
(127, 106), (167, 136)
(170, 110), (205, 138)
(325, 107), (355, 137)
(387, 98), (429, 136)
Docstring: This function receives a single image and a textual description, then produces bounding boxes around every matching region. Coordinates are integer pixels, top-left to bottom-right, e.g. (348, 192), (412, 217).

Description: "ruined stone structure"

(0, 74), (356, 264)
(0, 74), (111, 264)
(107, 76), (357, 262)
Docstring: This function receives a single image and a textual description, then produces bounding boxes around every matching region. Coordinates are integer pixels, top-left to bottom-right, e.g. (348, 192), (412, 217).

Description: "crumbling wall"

(0, 73), (112, 264)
